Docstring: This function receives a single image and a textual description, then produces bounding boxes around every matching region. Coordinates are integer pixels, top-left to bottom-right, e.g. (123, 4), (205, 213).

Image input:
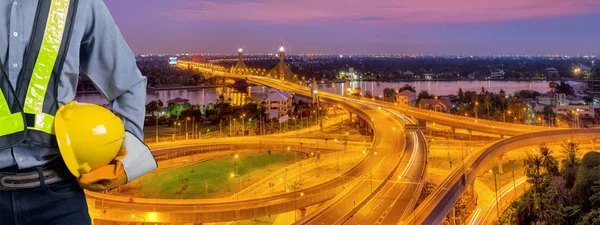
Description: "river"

(75, 80), (554, 105)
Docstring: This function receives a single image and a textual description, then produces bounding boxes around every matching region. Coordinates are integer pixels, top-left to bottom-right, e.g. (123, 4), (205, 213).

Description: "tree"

(167, 103), (182, 119)
(556, 82), (574, 96)
(484, 93), (491, 118)
(498, 89), (507, 110)
(539, 145), (559, 175)
(398, 84), (415, 93)
(573, 152), (600, 205)
(364, 91), (373, 98)
(562, 142), (581, 189)
(577, 208), (600, 225)
(383, 88), (396, 102)
(146, 100), (160, 116)
(589, 181), (600, 208)
(543, 106), (556, 125)
(583, 96), (594, 105)
(457, 88), (465, 102)
(417, 90), (433, 104)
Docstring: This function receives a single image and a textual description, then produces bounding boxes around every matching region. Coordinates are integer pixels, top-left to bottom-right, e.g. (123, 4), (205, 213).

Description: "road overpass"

(181, 60), (552, 136)
(185, 61), (431, 224)
(92, 61), (565, 224)
(87, 86), (427, 224)
(399, 128), (600, 225)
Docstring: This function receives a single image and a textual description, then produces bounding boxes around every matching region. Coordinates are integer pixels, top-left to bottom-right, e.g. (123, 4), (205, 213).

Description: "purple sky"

(104, 0), (600, 55)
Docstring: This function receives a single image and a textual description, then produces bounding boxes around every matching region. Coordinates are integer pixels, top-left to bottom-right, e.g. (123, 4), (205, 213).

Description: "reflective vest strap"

(0, 90), (25, 136)
(23, 0), (70, 134)
(28, 113), (55, 135)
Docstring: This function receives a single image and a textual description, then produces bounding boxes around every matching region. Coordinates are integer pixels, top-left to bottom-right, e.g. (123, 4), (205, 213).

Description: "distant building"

(418, 99), (451, 112)
(536, 93), (568, 106)
(396, 90), (417, 106)
(264, 90), (294, 120)
(467, 73), (476, 80)
(588, 79), (600, 94)
(546, 68), (560, 79)
(403, 71), (415, 78)
(217, 80), (253, 106)
(423, 73), (435, 80)
(489, 70), (505, 80)
(339, 67), (361, 80)
(191, 55), (206, 62)
(554, 105), (595, 118)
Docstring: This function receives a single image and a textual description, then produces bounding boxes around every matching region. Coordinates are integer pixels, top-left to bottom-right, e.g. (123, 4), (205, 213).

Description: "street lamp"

(131, 214), (145, 222)
(489, 169), (500, 220)
(186, 117), (190, 140)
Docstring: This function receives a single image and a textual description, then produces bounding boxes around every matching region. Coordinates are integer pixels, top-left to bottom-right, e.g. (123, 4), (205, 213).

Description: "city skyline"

(105, 0), (600, 55)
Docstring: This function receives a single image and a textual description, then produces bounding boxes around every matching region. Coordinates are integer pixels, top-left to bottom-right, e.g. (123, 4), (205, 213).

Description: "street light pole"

(186, 117), (189, 140)
(490, 169), (500, 220)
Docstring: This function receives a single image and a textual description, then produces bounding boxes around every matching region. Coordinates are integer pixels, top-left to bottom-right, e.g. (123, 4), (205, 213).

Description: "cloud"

(356, 17), (386, 21)
(203, 0), (262, 5)
(157, 0), (600, 25)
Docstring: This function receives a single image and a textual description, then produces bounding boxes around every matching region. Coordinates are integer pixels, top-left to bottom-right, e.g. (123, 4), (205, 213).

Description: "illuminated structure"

(339, 67), (360, 80)
(230, 45), (249, 74)
(267, 43), (296, 81)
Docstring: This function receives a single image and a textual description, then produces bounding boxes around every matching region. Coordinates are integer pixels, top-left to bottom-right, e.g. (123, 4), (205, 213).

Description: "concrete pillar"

(498, 154), (504, 174)
(300, 208), (307, 217)
(349, 112), (353, 121)
(470, 179), (477, 203)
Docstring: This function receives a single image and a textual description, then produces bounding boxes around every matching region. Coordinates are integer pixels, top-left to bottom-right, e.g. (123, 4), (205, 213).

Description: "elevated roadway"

(400, 128), (600, 225)
(189, 62), (431, 224)
(183, 61), (552, 136)
(87, 84), (423, 224)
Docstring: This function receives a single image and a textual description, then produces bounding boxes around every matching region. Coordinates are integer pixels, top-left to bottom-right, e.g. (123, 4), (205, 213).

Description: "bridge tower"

(344, 79), (351, 96)
(267, 43), (296, 81)
(231, 45), (248, 74)
(311, 79), (319, 103)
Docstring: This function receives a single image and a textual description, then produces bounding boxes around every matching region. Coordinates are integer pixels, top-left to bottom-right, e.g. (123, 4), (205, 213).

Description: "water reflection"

(76, 81), (552, 105)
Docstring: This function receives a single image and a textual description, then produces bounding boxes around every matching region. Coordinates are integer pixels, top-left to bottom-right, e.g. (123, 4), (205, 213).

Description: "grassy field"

(136, 151), (303, 199)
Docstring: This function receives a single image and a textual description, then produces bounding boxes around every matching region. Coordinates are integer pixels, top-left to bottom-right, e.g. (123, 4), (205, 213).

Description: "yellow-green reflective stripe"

(23, 0), (70, 115)
(32, 113), (55, 134)
(0, 90), (25, 136)
(0, 90), (10, 116)
(0, 113), (25, 136)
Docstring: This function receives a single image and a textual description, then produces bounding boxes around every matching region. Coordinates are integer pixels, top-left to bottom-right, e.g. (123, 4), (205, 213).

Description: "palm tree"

(484, 93), (491, 118)
(561, 142), (580, 166)
(539, 145), (558, 175)
(561, 142), (580, 189)
(525, 154), (543, 178)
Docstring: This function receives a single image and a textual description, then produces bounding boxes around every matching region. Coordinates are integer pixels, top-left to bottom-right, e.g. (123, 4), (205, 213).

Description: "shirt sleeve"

(79, 0), (146, 139)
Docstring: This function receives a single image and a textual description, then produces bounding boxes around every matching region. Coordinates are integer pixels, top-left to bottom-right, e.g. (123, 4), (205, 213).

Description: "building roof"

(265, 91), (292, 102)
(418, 99), (451, 108)
(167, 97), (189, 104)
(397, 90), (416, 97)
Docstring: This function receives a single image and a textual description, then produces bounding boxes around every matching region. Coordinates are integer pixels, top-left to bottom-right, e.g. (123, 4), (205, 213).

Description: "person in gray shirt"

(0, 0), (157, 224)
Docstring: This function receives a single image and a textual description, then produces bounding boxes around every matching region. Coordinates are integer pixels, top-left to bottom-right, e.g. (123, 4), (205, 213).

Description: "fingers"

(79, 164), (118, 184)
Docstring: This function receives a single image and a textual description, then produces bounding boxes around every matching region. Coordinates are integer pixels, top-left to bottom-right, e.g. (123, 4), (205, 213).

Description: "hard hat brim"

(55, 107), (81, 178)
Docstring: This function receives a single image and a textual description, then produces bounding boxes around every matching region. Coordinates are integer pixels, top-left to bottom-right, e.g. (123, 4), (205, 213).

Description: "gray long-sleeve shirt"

(0, 0), (147, 169)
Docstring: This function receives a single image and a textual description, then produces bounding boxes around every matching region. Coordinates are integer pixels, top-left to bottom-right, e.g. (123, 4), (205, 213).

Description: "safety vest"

(0, 0), (78, 149)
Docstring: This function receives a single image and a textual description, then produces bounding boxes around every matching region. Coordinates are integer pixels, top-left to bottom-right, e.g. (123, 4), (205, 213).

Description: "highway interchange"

(88, 61), (599, 225)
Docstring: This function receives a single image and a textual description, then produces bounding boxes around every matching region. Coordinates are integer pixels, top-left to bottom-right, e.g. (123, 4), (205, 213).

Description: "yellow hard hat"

(55, 101), (125, 178)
